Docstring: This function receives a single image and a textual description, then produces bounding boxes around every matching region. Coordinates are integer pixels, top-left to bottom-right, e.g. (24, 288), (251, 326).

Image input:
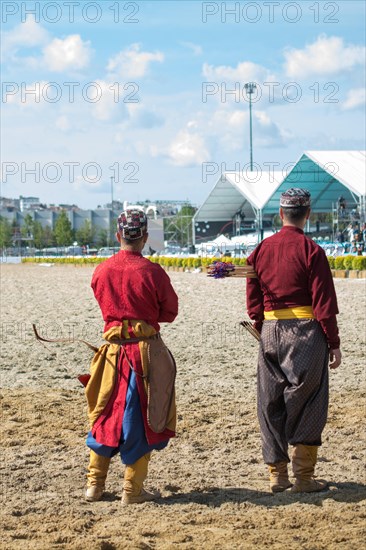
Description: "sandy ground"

(0, 264), (365, 550)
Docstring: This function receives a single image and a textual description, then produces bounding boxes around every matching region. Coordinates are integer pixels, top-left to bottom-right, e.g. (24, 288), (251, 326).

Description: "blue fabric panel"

(86, 370), (168, 464)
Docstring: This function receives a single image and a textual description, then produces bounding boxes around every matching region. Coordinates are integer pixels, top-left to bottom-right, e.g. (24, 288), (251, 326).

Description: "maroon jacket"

(246, 225), (340, 349)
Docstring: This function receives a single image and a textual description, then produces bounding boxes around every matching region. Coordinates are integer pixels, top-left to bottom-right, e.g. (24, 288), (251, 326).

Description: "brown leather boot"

(85, 451), (111, 501)
(291, 444), (328, 493)
(268, 461), (292, 493)
(121, 453), (160, 505)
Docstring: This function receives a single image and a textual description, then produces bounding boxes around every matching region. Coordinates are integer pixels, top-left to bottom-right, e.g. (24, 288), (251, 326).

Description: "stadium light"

(110, 176), (114, 209)
(244, 82), (256, 171)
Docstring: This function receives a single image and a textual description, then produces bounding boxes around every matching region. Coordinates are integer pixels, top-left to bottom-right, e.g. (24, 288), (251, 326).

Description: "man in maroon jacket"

(246, 188), (342, 494)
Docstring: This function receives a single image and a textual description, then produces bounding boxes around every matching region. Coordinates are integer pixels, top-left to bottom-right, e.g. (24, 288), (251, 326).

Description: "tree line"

(0, 212), (114, 250)
(1, 205), (197, 251)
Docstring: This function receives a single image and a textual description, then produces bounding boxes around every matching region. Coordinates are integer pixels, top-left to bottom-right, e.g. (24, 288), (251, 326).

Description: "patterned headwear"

(117, 209), (147, 240)
(280, 188), (311, 208)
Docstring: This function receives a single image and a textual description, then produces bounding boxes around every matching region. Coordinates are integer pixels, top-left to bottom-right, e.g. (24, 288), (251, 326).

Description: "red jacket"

(92, 250), (178, 332)
(90, 250), (179, 447)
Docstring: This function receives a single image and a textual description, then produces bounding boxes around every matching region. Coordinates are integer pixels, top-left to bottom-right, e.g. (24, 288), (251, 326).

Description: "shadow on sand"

(156, 482), (366, 508)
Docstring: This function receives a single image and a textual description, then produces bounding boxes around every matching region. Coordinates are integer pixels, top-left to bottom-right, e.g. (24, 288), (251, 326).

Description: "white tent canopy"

(264, 151), (366, 214)
(210, 234), (233, 246)
(194, 170), (284, 222)
(193, 151), (366, 244)
(306, 150), (365, 197)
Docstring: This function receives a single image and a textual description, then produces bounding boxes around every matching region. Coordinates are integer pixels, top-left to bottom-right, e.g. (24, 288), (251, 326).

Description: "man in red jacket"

(246, 188), (342, 494)
(86, 209), (178, 505)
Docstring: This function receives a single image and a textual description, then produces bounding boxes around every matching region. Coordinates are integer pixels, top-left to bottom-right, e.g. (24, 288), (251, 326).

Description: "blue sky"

(1, 0), (365, 208)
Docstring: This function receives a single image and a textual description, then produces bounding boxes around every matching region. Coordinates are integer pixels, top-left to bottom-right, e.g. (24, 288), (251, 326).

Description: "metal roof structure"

(194, 151), (366, 223)
(194, 170), (284, 222)
(264, 151), (366, 214)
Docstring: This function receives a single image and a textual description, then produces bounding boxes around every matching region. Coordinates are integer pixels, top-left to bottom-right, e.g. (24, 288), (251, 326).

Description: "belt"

(112, 333), (160, 345)
(33, 323), (160, 352)
(264, 306), (315, 320)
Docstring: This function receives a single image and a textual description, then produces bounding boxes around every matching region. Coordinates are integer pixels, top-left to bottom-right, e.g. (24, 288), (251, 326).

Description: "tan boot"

(291, 444), (328, 493)
(268, 462), (292, 493)
(121, 453), (160, 505)
(85, 451), (111, 501)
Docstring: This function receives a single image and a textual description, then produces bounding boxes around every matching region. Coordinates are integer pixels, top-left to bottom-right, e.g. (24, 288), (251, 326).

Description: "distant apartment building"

(0, 196), (20, 210)
(19, 196), (41, 212)
(0, 197), (168, 251)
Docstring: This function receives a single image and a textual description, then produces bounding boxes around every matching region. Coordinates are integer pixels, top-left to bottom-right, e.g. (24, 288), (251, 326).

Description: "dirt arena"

(1, 264), (365, 549)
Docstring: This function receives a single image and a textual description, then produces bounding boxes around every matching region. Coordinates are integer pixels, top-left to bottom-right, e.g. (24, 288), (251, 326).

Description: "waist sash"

(264, 306), (315, 320)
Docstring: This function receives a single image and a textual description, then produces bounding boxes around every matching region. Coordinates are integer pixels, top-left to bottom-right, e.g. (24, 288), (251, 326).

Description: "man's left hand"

(329, 348), (342, 369)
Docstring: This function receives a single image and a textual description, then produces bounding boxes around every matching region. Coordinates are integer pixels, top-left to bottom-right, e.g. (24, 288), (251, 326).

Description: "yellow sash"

(86, 321), (176, 432)
(264, 306), (314, 320)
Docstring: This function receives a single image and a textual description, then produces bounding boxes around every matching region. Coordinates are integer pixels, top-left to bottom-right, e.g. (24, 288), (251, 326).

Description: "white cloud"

(203, 60), (275, 83)
(107, 43), (164, 78)
(1, 14), (49, 58)
(155, 125), (210, 167)
(87, 80), (127, 122)
(255, 111), (271, 127)
(208, 108), (286, 150)
(253, 110), (288, 147)
(43, 34), (91, 72)
(55, 115), (71, 132)
(152, 102), (287, 167)
(3, 80), (49, 106)
(169, 131), (209, 166)
(207, 109), (246, 151)
(181, 42), (203, 56)
(284, 35), (366, 78)
(1, 17), (92, 74)
(342, 88), (366, 110)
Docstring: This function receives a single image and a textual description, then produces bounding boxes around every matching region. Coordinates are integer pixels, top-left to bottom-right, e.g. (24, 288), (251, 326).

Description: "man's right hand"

(329, 348), (342, 369)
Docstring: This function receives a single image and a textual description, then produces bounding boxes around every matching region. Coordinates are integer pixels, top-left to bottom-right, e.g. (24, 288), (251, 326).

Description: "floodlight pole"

(110, 176), (114, 247)
(245, 83), (260, 239)
(111, 176), (114, 210)
(245, 82), (256, 171)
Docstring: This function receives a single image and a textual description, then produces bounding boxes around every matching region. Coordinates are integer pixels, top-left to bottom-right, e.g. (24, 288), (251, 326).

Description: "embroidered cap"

(117, 209), (147, 240)
(280, 188), (311, 208)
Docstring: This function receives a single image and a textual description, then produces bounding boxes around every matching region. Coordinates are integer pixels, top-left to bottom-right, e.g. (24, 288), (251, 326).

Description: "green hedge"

(20, 255), (366, 271)
(21, 255), (248, 269)
(22, 256), (103, 265)
(343, 255), (354, 270)
(334, 256), (345, 270)
(327, 257), (335, 269)
(352, 256), (366, 270)
(144, 256), (247, 269)
(330, 255), (366, 271)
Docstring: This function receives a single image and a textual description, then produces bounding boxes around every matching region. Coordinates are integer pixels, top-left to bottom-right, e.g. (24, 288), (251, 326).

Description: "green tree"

(76, 220), (94, 246)
(164, 204), (196, 246)
(32, 221), (45, 249)
(42, 225), (54, 247)
(96, 228), (109, 247)
(0, 216), (13, 249)
(21, 213), (34, 239)
(54, 211), (73, 246)
(110, 217), (118, 246)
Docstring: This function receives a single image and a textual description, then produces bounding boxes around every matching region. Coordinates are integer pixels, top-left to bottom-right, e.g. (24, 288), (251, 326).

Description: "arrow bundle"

(240, 320), (261, 341)
(206, 261), (257, 279)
